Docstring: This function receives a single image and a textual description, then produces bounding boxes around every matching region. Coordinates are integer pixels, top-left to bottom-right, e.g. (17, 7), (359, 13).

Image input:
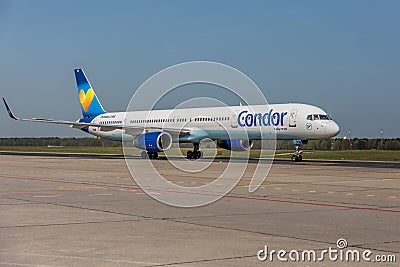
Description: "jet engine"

(217, 140), (253, 151)
(134, 132), (172, 152)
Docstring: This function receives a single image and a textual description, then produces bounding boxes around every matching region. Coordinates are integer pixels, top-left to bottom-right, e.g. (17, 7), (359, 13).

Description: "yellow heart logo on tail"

(79, 88), (95, 112)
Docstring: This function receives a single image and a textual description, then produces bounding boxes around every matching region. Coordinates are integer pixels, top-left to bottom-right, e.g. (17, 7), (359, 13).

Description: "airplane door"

(231, 112), (238, 128)
(289, 109), (298, 127)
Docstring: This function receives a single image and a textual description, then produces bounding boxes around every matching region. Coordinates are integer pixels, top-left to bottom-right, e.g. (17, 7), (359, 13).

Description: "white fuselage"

(85, 103), (340, 143)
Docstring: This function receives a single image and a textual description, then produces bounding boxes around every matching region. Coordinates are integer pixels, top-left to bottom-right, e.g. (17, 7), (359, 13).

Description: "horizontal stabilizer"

(2, 97), (190, 136)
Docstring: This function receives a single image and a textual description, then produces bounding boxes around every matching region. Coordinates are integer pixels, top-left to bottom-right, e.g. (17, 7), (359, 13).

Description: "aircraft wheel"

(291, 155), (299, 162)
(141, 151), (148, 159)
(147, 152), (158, 159)
(187, 151), (193, 159)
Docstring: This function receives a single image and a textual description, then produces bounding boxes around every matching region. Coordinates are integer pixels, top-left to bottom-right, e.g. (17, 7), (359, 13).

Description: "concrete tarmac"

(0, 155), (398, 266)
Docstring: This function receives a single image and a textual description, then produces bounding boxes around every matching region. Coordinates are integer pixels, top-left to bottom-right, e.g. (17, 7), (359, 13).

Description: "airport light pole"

(348, 129), (352, 150)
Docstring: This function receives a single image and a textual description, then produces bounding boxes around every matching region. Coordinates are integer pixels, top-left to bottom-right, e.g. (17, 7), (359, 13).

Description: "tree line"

(0, 137), (399, 150)
(275, 138), (400, 150)
(0, 137), (121, 147)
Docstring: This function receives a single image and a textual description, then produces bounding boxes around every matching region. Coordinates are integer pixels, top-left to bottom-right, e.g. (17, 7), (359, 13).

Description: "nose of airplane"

(325, 121), (340, 137)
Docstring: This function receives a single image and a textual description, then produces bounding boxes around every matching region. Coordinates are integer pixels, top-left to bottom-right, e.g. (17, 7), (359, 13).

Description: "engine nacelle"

(217, 140), (253, 151)
(134, 132), (173, 152)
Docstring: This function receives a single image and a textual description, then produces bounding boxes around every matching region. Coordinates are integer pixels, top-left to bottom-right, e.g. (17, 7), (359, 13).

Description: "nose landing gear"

(291, 150), (303, 162)
(291, 140), (305, 162)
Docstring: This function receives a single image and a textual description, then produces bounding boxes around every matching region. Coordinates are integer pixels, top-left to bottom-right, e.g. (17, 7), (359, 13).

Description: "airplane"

(2, 68), (340, 162)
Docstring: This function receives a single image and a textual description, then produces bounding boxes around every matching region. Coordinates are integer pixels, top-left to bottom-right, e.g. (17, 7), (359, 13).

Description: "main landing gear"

(141, 151), (158, 159)
(187, 143), (203, 159)
(291, 140), (303, 162)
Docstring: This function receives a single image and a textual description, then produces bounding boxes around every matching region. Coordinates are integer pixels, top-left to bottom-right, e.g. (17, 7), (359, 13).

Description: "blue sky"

(0, 0), (399, 138)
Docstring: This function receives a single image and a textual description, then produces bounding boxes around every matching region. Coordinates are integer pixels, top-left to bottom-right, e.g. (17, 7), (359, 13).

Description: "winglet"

(2, 98), (19, 120)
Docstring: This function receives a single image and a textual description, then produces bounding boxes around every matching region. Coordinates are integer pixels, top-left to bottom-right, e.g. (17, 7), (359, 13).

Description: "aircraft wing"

(2, 98), (190, 135)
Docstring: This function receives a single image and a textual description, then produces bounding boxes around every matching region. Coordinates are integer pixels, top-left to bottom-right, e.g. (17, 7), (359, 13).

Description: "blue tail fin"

(74, 68), (106, 117)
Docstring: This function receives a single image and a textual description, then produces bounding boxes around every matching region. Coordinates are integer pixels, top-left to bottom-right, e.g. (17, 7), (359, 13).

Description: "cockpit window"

(307, 114), (331, 121)
(319, 114), (331, 120)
